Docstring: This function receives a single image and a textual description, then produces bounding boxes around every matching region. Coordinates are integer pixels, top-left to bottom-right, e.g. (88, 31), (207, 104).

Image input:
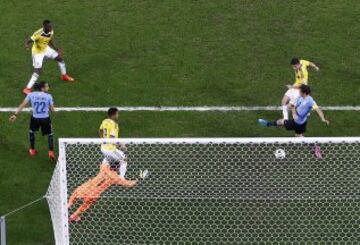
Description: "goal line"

(0, 105), (360, 112)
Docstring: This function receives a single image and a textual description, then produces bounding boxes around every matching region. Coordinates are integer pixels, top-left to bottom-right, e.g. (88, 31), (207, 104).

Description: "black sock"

(267, 120), (277, 127)
(48, 134), (54, 151)
(29, 131), (35, 149)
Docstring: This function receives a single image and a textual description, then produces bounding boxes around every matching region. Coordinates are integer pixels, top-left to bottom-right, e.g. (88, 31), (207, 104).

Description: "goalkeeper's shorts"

(101, 149), (126, 163)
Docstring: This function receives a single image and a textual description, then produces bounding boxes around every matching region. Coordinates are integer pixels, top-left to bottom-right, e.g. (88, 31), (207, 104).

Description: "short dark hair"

(43, 20), (51, 25)
(108, 107), (118, 117)
(109, 161), (120, 171)
(300, 84), (311, 95)
(290, 57), (300, 65)
(34, 81), (48, 91)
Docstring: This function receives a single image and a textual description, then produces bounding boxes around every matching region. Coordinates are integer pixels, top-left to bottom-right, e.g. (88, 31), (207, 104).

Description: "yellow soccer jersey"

(293, 60), (311, 87)
(99, 119), (119, 151)
(30, 28), (54, 54)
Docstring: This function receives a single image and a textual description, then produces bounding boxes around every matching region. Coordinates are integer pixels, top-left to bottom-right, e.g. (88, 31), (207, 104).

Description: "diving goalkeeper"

(68, 162), (138, 222)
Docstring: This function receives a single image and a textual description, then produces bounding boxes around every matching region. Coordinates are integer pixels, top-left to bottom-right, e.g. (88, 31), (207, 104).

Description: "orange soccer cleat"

(61, 74), (75, 82)
(29, 148), (37, 156)
(69, 214), (81, 223)
(48, 150), (56, 161)
(23, 88), (31, 95)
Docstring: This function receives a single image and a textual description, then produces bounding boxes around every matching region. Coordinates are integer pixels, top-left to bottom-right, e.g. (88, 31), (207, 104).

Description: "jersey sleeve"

(312, 101), (319, 110)
(48, 95), (54, 106)
(30, 31), (40, 42)
(99, 121), (107, 130)
(24, 94), (32, 103)
(301, 60), (311, 67)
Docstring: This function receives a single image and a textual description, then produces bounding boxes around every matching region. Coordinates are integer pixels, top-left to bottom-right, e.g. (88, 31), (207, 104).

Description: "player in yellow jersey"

(68, 107), (148, 222)
(99, 107), (129, 179)
(281, 57), (320, 120)
(23, 20), (74, 95)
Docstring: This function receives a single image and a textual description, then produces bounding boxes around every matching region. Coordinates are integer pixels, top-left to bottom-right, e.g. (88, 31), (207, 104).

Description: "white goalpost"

(46, 137), (360, 244)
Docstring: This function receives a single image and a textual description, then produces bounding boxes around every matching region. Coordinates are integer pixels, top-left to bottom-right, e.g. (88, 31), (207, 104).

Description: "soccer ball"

(275, 149), (286, 159)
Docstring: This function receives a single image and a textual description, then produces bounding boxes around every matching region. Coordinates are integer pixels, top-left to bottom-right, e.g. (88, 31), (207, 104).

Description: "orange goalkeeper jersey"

(73, 163), (131, 198)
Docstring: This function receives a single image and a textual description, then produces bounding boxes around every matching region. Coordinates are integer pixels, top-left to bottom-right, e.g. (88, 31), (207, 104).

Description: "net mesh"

(47, 161), (68, 244)
(55, 139), (360, 244)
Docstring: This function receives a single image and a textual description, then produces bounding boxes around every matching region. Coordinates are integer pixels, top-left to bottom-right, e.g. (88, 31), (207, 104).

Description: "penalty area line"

(0, 106), (360, 112)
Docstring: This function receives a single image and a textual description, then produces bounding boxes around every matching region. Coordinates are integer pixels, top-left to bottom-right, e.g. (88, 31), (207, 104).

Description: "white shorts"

(101, 149), (126, 163)
(32, 46), (59, 69)
(284, 88), (300, 105)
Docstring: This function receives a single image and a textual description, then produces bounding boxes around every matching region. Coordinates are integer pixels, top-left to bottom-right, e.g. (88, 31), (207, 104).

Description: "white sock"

(282, 105), (289, 120)
(119, 161), (128, 178)
(26, 73), (39, 89)
(57, 61), (66, 75)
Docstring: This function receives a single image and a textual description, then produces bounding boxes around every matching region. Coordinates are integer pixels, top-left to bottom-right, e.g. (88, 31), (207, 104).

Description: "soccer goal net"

(46, 138), (360, 244)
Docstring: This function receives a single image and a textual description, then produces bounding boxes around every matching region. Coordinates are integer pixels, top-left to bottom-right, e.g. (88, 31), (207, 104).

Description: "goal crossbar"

(59, 137), (360, 145)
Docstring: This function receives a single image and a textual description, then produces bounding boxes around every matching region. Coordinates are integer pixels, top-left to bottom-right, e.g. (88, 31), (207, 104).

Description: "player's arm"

(98, 129), (104, 138)
(309, 61), (320, 71)
(9, 99), (29, 122)
(26, 31), (39, 50)
(112, 177), (137, 187)
(25, 38), (33, 50)
(313, 105), (330, 125)
(49, 95), (55, 112)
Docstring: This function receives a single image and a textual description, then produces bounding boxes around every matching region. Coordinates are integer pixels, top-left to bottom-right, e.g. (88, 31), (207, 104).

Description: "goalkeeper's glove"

(139, 170), (149, 180)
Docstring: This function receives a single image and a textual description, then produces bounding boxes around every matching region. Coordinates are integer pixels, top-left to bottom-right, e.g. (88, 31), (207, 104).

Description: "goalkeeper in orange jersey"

(68, 162), (140, 222)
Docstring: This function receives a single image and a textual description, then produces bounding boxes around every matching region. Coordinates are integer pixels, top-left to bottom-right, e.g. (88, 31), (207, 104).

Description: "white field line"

(0, 106), (360, 112)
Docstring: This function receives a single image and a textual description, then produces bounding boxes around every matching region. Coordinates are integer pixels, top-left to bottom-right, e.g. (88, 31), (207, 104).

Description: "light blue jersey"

(294, 95), (315, 125)
(25, 92), (54, 118)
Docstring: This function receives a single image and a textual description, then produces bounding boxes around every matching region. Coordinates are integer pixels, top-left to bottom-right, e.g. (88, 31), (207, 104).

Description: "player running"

(23, 20), (74, 95)
(259, 85), (329, 137)
(68, 162), (139, 222)
(99, 107), (130, 179)
(9, 81), (56, 160)
(281, 58), (320, 120)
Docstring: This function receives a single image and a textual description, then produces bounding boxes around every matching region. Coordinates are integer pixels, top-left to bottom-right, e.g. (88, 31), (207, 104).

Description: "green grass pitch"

(0, 0), (359, 244)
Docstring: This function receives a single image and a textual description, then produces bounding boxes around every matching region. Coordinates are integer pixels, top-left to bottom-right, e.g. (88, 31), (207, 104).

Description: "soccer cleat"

(23, 88), (31, 95)
(69, 214), (81, 223)
(313, 145), (323, 159)
(258, 119), (270, 127)
(61, 74), (75, 82)
(48, 150), (56, 160)
(29, 148), (37, 156)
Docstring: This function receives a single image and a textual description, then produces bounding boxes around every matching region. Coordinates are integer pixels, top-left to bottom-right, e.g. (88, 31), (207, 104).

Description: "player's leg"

(69, 186), (103, 222)
(28, 117), (40, 156)
(68, 191), (79, 208)
(282, 88), (300, 120)
(47, 47), (74, 81)
(294, 121), (306, 137)
(281, 93), (290, 120)
(113, 150), (128, 178)
(41, 117), (55, 160)
(24, 54), (44, 94)
(102, 149), (128, 178)
(258, 118), (284, 127)
(69, 198), (96, 222)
